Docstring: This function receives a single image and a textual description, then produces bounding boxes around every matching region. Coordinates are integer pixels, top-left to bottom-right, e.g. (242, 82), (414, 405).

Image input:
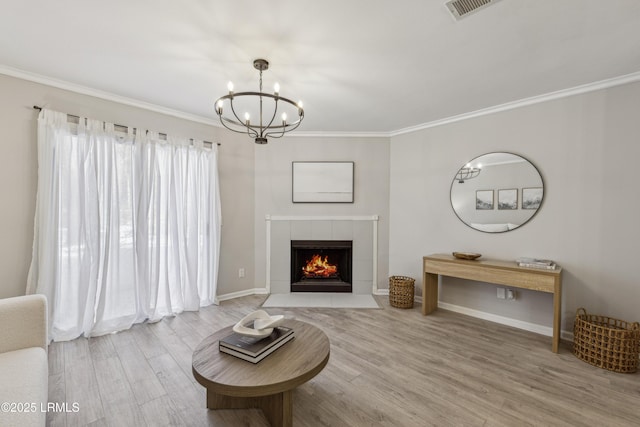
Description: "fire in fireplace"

(302, 254), (338, 279)
(290, 240), (352, 292)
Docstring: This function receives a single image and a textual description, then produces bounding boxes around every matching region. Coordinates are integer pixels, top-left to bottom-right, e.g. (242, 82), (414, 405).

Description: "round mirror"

(450, 152), (544, 233)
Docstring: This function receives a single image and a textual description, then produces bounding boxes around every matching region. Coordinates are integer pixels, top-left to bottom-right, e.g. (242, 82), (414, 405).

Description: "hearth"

(290, 240), (352, 292)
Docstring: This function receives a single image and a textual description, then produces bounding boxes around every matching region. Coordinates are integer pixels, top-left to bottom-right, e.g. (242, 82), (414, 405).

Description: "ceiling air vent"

(445, 0), (501, 20)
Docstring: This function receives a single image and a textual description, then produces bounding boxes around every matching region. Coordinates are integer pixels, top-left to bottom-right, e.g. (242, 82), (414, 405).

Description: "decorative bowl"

(452, 252), (482, 260)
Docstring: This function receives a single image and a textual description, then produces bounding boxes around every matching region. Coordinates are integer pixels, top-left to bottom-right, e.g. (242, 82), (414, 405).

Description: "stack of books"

(516, 257), (557, 270)
(219, 326), (294, 363)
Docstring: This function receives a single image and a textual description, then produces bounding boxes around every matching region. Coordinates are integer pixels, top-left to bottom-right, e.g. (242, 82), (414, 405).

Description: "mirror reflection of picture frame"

(522, 187), (543, 210)
(498, 188), (518, 210)
(475, 190), (494, 210)
(292, 161), (354, 203)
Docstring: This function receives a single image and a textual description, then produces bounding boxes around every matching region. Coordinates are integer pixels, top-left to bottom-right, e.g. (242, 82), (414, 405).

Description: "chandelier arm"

(247, 124), (259, 139)
(265, 118), (303, 138)
(219, 116), (259, 137)
(262, 116), (304, 130)
(264, 120), (303, 134)
(262, 98), (280, 135)
(265, 126), (286, 139)
(227, 97), (255, 134)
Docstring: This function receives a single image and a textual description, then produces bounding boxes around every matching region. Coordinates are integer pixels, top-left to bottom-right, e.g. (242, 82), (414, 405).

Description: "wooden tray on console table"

(422, 253), (563, 353)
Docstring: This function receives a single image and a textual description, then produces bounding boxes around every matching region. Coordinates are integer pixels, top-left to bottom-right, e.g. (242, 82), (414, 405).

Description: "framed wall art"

(475, 190), (494, 210)
(522, 187), (543, 210)
(498, 188), (518, 210)
(292, 161), (354, 203)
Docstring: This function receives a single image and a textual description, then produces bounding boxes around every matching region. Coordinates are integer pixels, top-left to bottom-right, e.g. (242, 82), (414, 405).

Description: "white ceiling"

(2, 1), (640, 135)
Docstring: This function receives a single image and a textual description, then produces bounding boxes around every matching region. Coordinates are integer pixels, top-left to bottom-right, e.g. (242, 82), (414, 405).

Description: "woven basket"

(573, 308), (640, 373)
(389, 276), (415, 309)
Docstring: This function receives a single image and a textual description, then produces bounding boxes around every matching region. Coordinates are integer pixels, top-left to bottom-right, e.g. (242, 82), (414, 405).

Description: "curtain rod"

(33, 106), (220, 146)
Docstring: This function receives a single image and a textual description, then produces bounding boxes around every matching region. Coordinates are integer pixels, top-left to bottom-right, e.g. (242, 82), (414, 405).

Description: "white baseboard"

(215, 289), (575, 342)
(216, 287), (268, 302)
(437, 301), (553, 337)
(414, 296), (573, 341)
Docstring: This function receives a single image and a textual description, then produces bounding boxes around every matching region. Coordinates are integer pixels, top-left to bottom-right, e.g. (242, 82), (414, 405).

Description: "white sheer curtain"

(27, 109), (221, 341)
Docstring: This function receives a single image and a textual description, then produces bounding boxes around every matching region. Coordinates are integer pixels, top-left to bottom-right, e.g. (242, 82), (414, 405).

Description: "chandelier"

(214, 59), (304, 144)
(456, 164), (481, 183)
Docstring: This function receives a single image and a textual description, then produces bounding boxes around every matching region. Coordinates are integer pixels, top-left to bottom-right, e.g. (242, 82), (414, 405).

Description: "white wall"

(389, 81), (640, 333)
(6, 71), (639, 338)
(253, 136), (390, 292)
(0, 74), (255, 299)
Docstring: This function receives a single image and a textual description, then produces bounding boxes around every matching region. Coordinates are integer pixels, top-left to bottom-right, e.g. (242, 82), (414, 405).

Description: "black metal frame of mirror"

(450, 152), (544, 233)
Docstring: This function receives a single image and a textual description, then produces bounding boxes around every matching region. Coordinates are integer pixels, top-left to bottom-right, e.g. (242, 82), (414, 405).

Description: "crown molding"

(389, 71), (640, 137)
(0, 64), (219, 127)
(290, 130), (392, 138)
(4, 63), (640, 138)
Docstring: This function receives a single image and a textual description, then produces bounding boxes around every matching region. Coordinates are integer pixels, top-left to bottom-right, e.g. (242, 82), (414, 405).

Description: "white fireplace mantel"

(265, 215), (380, 294)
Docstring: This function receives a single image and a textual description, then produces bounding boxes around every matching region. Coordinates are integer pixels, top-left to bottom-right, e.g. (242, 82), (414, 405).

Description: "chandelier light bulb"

(274, 82), (280, 95)
(244, 112), (250, 124)
(216, 100), (224, 113)
(281, 112), (287, 122)
(227, 81), (234, 93)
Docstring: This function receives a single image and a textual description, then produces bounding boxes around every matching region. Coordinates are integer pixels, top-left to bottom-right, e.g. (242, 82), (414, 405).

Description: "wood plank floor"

(46, 295), (640, 426)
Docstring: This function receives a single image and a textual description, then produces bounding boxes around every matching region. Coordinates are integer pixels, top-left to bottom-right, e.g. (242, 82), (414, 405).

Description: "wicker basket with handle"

(389, 276), (415, 309)
(573, 307), (639, 373)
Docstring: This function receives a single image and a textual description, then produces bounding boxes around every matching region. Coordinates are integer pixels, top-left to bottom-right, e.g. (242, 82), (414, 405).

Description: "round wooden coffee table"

(192, 319), (330, 427)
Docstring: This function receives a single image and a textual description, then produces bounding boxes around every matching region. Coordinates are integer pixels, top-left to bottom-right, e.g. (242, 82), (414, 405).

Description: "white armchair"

(0, 294), (48, 427)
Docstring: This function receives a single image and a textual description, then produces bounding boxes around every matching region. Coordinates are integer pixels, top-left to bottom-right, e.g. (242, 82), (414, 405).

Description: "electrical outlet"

(238, 268), (245, 278)
(506, 289), (515, 300)
(497, 287), (506, 299)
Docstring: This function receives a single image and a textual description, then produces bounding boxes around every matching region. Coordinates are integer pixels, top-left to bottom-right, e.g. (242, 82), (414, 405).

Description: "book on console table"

(219, 326), (294, 363)
(516, 257), (557, 270)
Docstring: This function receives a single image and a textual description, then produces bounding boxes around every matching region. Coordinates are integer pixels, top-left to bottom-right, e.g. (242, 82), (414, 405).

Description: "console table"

(422, 254), (563, 353)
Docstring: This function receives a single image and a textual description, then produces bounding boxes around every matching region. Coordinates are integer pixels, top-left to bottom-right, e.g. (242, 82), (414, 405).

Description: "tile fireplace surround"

(266, 215), (379, 295)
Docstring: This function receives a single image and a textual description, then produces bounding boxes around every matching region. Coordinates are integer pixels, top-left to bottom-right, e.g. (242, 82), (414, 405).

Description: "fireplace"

(290, 240), (352, 292)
